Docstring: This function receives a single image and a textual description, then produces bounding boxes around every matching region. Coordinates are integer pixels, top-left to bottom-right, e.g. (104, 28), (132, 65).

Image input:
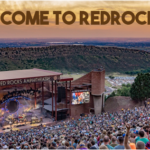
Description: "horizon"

(1, 37), (150, 43)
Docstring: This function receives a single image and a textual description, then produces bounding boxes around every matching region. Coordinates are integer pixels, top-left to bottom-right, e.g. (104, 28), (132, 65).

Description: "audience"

(0, 105), (150, 149)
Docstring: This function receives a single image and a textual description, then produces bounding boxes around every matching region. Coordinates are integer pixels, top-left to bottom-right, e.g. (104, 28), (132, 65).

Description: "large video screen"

(72, 92), (90, 105)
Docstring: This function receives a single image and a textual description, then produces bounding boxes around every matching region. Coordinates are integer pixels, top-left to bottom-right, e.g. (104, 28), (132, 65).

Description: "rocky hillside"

(0, 45), (150, 73)
(104, 96), (140, 112)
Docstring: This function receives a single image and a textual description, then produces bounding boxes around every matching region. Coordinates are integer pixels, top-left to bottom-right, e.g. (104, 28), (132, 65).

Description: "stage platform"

(44, 97), (56, 106)
(43, 97), (68, 112)
(0, 118), (53, 133)
(0, 108), (53, 133)
(43, 105), (68, 112)
(0, 97), (69, 133)
(42, 98), (69, 120)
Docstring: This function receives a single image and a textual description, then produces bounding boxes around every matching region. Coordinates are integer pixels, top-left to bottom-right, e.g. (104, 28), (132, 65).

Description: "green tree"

(116, 85), (131, 96)
(130, 73), (150, 104)
(106, 91), (116, 100)
(115, 83), (131, 96)
(106, 84), (131, 100)
(109, 75), (114, 79)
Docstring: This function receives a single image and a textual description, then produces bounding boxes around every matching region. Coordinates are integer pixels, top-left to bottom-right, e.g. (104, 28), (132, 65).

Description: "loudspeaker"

(61, 114), (67, 120)
(57, 114), (62, 121)
(57, 87), (66, 102)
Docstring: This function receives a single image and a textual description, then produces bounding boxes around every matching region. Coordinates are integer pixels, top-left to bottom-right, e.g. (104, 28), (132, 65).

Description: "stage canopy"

(0, 68), (62, 86)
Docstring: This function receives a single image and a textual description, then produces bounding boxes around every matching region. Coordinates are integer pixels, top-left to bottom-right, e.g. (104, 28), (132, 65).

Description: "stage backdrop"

(0, 83), (50, 119)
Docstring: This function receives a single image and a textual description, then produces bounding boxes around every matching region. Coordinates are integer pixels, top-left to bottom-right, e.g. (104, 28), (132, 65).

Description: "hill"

(104, 96), (140, 112)
(0, 45), (150, 73)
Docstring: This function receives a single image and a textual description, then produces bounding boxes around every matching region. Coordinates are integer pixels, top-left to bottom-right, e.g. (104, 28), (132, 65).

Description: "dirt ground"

(104, 96), (142, 112)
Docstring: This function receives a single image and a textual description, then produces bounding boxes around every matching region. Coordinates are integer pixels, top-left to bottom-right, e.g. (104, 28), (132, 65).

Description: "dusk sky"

(0, 1), (150, 38)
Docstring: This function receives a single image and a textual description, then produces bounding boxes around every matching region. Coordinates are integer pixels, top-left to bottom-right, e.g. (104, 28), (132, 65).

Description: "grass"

(105, 80), (112, 87)
(106, 72), (136, 77)
(61, 73), (85, 80)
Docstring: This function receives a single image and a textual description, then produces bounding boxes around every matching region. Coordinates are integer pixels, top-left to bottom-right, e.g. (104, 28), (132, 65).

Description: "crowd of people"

(0, 104), (150, 149)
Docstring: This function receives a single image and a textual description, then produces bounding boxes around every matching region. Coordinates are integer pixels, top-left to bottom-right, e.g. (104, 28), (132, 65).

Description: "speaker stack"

(57, 87), (66, 102)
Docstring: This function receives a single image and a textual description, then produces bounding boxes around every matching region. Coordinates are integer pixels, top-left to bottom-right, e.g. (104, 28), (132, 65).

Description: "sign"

(0, 76), (58, 86)
(72, 89), (90, 92)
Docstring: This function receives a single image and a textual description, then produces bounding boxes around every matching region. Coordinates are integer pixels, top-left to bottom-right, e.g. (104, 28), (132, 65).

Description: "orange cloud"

(0, 1), (150, 38)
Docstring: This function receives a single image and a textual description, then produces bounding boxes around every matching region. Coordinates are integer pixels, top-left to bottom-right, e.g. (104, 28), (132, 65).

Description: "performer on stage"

(0, 116), (3, 127)
(9, 121), (12, 130)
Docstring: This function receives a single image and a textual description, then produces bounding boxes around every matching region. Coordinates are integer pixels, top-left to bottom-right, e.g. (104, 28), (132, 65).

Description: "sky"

(0, 1), (150, 38)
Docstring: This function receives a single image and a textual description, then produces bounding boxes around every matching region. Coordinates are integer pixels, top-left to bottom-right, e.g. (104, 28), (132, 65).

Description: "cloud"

(0, 0), (150, 10)
(0, 1), (150, 38)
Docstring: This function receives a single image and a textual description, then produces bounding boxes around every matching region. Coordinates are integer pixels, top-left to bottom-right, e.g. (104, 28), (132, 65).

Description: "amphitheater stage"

(0, 118), (53, 133)
(0, 108), (54, 133)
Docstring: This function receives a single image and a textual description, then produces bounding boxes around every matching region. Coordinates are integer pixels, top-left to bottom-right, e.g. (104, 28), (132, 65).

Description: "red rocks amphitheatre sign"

(0, 77), (53, 86)
(0, 68), (61, 86)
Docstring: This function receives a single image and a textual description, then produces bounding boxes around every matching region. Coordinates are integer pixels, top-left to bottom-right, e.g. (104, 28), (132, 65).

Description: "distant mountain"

(0, 45), (150, 74)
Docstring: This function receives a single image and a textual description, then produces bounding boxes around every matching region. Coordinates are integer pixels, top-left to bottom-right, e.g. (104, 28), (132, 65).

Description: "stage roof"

(0, 68), (62, 81)
(59, 77), (73, 82)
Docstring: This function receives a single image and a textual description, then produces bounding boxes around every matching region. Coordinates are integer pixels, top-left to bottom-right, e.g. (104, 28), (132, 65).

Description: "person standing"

(103, 136), (114, 149)
(144, 101), (147, 108)
(136, 130), (149, 144)
(110, 136), (117, 148)
(114, 136), (125, 149)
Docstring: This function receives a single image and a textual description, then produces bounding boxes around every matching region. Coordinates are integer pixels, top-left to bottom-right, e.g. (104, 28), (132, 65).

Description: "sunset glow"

(0, 1), (150, 38)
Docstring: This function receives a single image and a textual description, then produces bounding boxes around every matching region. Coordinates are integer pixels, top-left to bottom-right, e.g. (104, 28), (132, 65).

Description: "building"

(0, 68), (105, 122)
(70, 68), (105, 116)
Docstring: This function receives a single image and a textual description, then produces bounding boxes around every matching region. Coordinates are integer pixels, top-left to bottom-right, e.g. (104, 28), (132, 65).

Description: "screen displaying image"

(72, 92), (90, 105)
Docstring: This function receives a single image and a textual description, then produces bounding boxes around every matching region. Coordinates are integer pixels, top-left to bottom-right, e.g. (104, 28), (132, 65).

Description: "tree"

(105, 91), (116, 101)
(117, 84), (131, 96)
(130, 73), (150, 104)
(105, 84), (131, 101)
(109, 75), (114, 79)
